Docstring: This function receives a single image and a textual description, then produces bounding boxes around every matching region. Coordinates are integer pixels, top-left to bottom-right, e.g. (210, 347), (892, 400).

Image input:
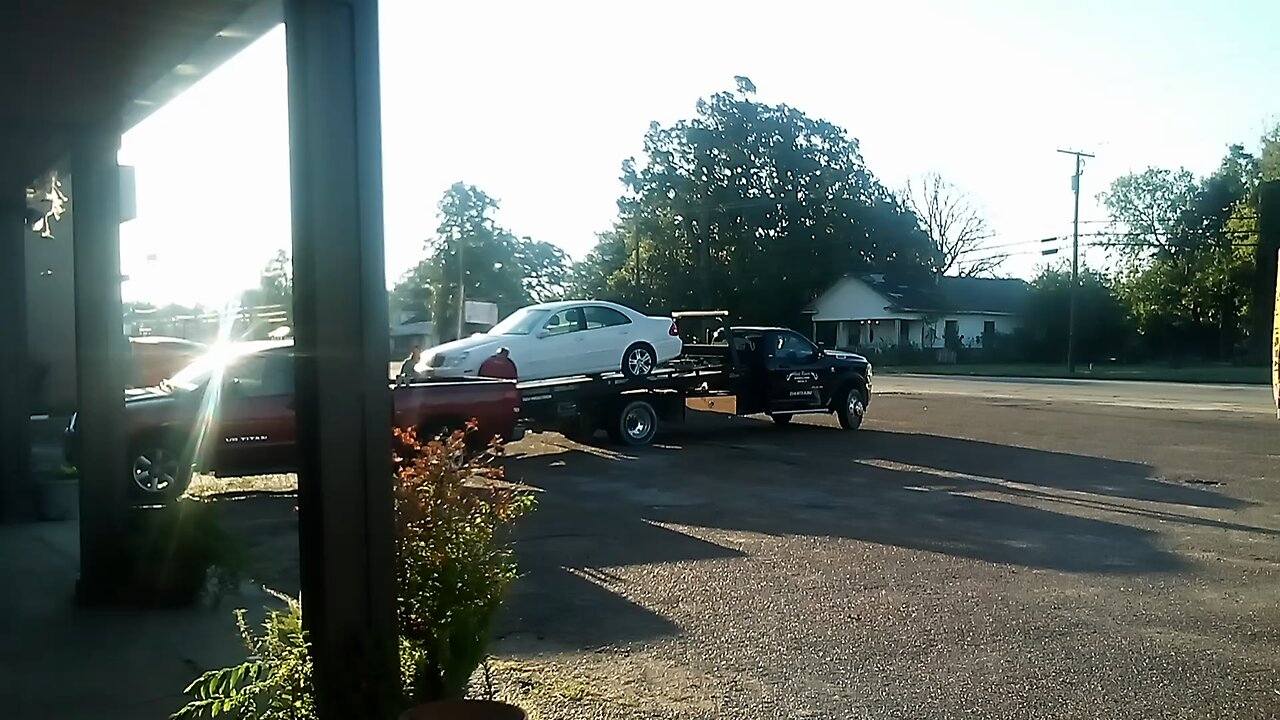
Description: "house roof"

(808, 274), (1029, 316)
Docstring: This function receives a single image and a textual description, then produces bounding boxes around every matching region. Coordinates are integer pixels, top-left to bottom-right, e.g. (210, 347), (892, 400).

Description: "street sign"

(464, 300), (498, 327)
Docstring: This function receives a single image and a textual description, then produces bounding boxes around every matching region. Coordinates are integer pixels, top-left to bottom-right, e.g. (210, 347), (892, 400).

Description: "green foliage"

(570, 79), (937, 327)
(242, 250), (293, 311)
(428, 183), (569, 341)
(391, 260), (434, 322)
(1016, 266), (1135, 363)
(121, 498), (244, 607)
(1097, 135), (1271, 360)
(392, 425), (536, 702)
(175, 427), (535, 718)
(173, 592), (314, 720)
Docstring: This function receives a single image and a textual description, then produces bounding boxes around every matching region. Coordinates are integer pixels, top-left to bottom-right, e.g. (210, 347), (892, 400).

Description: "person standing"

(399, 344), (422, 379)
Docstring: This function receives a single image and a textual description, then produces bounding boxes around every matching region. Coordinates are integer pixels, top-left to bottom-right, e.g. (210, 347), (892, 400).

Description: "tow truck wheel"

(836, 386), (867, 431)
(129, 440), (193, 504)
(769, 413), (793, 426)
(607, 399), (658, 446)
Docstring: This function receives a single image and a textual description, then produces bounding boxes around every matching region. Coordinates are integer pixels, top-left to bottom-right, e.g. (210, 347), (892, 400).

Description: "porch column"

(284, 0), (398, 717)
(0, 195), (31, 521)
(71, 128), (130, 596)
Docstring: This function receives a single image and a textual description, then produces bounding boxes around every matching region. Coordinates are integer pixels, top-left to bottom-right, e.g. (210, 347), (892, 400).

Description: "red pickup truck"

(65, 340), (522, 502)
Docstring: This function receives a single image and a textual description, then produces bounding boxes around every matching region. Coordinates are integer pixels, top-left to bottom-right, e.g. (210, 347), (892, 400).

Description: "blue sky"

(118, 0), (1280, 306)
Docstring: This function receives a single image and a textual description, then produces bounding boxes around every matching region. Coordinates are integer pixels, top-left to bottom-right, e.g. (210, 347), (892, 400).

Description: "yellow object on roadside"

(1273, 250), (1280, 419)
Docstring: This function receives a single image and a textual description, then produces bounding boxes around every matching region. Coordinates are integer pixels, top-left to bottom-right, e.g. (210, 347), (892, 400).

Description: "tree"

(389, 260), (433, 323)
(241, 249), (292, 310)
(573, 79), (937, 329)
(426, 183), (569, 342)
(902, 173), (997, 276)
(1098, 146), (1263, 360)
(1015, 266), (1134, 363)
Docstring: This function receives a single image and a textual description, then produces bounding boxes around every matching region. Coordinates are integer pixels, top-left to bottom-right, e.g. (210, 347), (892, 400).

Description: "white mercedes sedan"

(415, 300), (683, 381)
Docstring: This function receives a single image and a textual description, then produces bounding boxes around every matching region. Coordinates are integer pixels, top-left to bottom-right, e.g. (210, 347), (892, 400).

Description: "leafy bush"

(393, 425), (536, 701)
(175, 592), (314, 720)
(174, 425), (535, 718)
(105, 498), (243, 607)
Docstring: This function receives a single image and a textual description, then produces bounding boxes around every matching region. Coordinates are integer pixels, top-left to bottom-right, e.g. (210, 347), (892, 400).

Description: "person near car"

(400, 344), (422, 378)
(478, 347), (518, 379)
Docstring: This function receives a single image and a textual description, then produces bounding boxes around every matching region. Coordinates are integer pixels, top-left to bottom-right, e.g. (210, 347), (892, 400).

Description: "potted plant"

(175, 424), (535, 719)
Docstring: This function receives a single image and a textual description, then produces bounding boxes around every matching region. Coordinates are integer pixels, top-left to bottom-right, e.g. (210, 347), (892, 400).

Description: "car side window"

(258, 353), (295, 397)
(773, 332), (817, 362)
(583, 306), (631, 329)
(226, 356), (268, 395)
(543, 307), (585, 336)
(227, 353), (293, 398)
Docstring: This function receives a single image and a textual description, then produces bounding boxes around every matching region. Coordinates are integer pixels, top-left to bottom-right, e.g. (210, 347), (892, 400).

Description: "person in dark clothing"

(478, 347), (518, 379)
(399, 344), (421, 378)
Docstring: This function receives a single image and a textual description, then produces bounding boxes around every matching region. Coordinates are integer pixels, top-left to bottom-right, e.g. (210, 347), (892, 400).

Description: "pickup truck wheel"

(769, 413), (793, 426)
(621, 343), (657, 379)
(607, 399), (658, 446)
(836, 386), (867, 431)
(129, 441), (192, 503)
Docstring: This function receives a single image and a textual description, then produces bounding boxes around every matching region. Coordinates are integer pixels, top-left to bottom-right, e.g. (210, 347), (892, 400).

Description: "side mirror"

(535, 329), (549, 339)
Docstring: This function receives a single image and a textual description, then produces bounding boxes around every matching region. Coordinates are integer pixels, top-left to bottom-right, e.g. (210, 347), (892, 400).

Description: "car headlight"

(866, 363), (874, 380)
(445, 351), (470, 368)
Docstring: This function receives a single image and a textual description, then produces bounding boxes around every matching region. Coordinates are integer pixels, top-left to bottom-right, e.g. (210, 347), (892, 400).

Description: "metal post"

(0, 196), (32, 521)
(284, 0), (398, 717)
(1058, 148), (1093, 373)
(71, 129), (130, 597)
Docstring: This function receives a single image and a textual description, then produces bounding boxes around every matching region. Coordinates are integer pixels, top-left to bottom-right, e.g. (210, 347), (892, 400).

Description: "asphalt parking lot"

(480, 385), (1280, 719)
(208, 379), (1280, 719)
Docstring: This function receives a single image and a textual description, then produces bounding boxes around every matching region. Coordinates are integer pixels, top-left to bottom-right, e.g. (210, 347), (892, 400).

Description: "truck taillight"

(669, 320), (679, 336)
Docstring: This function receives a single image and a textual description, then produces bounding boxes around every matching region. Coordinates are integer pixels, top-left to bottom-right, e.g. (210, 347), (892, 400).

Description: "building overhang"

(2, 0), (281, 192)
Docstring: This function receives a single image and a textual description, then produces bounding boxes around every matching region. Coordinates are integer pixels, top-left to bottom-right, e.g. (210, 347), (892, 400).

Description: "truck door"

(763, 331), (827, 413)
(214, 351), (296, 475)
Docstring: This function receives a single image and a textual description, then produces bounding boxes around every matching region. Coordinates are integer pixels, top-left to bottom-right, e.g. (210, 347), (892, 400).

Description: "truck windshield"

(489, 307), (550, 335)
(165, 345), (257, 391)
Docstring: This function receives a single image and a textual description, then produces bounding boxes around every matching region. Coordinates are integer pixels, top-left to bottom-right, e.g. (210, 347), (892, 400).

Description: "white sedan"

(416, 300), (683, 381)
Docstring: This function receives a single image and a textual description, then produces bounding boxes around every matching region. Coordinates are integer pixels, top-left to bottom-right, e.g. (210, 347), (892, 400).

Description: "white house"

(804, 274), (1028, 351)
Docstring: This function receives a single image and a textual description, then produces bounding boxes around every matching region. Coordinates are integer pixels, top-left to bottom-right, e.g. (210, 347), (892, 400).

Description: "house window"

(983, 320), (996, 337)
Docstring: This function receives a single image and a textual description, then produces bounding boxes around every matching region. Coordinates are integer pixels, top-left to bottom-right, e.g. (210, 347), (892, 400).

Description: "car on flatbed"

(517, 313), (872, 446)
(65, 340), (522, 502)
(416, 300), (683, 381)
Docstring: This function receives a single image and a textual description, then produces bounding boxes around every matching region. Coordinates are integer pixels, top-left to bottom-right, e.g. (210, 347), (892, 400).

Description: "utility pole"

(456, 232), (465, 341)
(1057, 148), (1094, 373)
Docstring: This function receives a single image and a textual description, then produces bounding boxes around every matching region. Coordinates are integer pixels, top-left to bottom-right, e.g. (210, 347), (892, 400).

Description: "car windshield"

(488, 307), (550, 335)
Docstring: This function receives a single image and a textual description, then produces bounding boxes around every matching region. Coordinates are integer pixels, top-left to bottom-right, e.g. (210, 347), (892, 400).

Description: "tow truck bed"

(516, 321), (872, 447)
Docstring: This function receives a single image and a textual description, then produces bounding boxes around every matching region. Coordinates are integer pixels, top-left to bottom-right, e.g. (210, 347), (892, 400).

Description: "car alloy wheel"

(624, 345), (656, 378)
(133, 448), (180, 494)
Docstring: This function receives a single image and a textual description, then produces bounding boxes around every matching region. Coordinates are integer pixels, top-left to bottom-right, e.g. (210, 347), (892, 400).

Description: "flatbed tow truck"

(515, 311), (873, 446)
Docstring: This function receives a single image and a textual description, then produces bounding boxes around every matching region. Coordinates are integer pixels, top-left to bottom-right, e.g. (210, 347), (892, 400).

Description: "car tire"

(606, 399), (658, 446)
(128, 439), (193, 504)
(836, 386), (867, 431)
(769, 413), (793, 426)
(621, 343), (657, 379)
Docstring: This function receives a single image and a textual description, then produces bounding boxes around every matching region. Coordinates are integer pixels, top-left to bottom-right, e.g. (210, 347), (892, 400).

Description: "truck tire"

(606, 398), (658, 446)
(836, 385), (867, 431)
(128, 438), (193, 504)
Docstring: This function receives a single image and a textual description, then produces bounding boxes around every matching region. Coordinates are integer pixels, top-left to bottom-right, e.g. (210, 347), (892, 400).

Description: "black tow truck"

(516, 310), (873, 446)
